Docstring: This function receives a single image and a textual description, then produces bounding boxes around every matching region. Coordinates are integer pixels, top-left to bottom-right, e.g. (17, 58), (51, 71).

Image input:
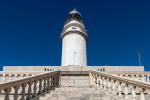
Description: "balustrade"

(0, 71), (60, 100)
(90, 71), (150, 100)
(114, 73), (150, 83)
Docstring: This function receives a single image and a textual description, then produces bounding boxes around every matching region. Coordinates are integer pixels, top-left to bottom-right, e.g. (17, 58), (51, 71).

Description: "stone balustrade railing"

(90, 71), (150, 100)
(0, 71), (46, 82)
(0, 71), (60, 100)
(110, 72), (150, 83)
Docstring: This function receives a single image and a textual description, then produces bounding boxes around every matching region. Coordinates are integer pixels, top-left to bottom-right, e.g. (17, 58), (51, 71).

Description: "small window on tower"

(72, 27), (77, 29)
(103, 68), (105, 72)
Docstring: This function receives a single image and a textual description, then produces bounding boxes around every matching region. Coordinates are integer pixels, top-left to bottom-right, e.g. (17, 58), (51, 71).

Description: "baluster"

(112, 80), (117, 95)
(89, 72), (95, 86)
(4, 88), (11, 100)
(3, 74), (6, 82)
(132, 86), (136, 100)
(147, 75), (149, 82)
(15, 74), (18, 80)
(50, 76), (52, 89)
(93, 74), (96, 85)
(118, 82), (122, 97)
(108, 79), (111, 93)
(96, 75), (99, 88)
(142, 75), (145, 81)
(33, 81), (38, 97)
(56, 74), (60, 87)
(124, 84), (128, 99)
(99, 77), (103, 89)
(13, 86), (20, 100)
(47, 77), (50, 90)
(103, 77), (107, 90)
(9, 74), (12, 81)
(135, 75), (139, 80)
(94, 74), (97, 87)
(52, 76), (55, 89)
(20, 84), (27, 100)
(131, 74), (134, 79)
(38, 79), (42, 94)
(26, 82), (33, 100)
(26, 74), (29, 77)
(140, 88), (145, 100)
(43, 78), (46, 92)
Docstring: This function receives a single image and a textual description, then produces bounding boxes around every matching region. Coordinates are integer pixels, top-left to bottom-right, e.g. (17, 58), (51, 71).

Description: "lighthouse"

(61, 9), (87, 66)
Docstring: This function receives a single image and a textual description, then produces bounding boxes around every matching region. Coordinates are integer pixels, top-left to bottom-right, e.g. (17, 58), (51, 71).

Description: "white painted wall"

(61, 33), (87, 66)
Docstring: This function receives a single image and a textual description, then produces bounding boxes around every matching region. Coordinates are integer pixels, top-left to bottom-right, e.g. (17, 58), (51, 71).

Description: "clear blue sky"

(0, 0), (150, 71)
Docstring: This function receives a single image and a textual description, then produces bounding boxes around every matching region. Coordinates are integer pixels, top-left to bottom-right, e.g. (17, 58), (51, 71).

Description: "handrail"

(0, 71), (60, 100)
(91, 71), (150, 89)
(90, 71), (150, 100)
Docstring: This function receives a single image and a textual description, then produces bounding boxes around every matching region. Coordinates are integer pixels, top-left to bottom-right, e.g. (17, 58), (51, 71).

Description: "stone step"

(39, 87), (150, 100)
(39, 87), (114, 100)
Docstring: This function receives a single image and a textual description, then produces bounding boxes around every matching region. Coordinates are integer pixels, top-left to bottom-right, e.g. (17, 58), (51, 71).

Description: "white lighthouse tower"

(61, 9), (87, 66)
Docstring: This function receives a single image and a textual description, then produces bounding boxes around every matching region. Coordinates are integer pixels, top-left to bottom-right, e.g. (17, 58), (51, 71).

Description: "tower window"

(103, 68), (105, 72)
(72, 27), (77, 29)
(100, 69), (102, 72)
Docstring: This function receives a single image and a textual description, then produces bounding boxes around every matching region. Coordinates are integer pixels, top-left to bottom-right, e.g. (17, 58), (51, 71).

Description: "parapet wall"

(3, 66), (144, 72)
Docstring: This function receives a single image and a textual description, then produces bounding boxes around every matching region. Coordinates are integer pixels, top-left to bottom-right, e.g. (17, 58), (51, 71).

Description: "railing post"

(43, 78), (47, 92)
(140, 88), (145, 100)
(142, 75), (145, 81)
(102, 77), (107, 90)
(15, 74), (18, 80)
(107, 79), (111, 93)
(4, 88), (11, 100)
(38, 79), (42, 94)
(47, 77), (50, 90)
(99, 76), (103, 89)
(124, 84), (128, 99)
(26, 82), (33, 100)
(118, 82), (122, 97)
(147, 75), (149, 82)
(13, 86), (20, 100)
(132, 86), (136, 100)
(21, 83), (27, 100)
(9, 74), (12, 81)
(112, 80), (117, 95)
(89, 72), (95, 87)
(96, 75), (99, 88)
(32, 81), (38, 97)
(3, 74), (6, 82)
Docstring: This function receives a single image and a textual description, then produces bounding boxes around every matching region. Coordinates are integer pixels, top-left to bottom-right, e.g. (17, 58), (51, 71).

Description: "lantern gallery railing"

(0, 71), (60, 100)
(90, 71), (150, 100)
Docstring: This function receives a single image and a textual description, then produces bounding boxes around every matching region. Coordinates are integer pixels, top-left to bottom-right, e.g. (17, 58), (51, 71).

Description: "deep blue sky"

(0, 0), (150, 71)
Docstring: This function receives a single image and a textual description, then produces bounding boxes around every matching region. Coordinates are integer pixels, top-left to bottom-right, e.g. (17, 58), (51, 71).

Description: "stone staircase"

(39, 87), (115, 100)
(39, 86), (150, 100)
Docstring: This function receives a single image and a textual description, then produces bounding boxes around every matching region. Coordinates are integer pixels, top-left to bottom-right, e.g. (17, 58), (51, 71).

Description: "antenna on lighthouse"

(138, 50), (142, 67)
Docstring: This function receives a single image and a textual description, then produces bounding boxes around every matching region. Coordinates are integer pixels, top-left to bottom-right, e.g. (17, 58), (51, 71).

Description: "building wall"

(3, 66), (144, 72)
(61, 33), (87, 66)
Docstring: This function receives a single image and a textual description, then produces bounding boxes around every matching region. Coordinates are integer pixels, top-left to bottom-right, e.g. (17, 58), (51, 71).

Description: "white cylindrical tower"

(61, 9), (88, 66)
